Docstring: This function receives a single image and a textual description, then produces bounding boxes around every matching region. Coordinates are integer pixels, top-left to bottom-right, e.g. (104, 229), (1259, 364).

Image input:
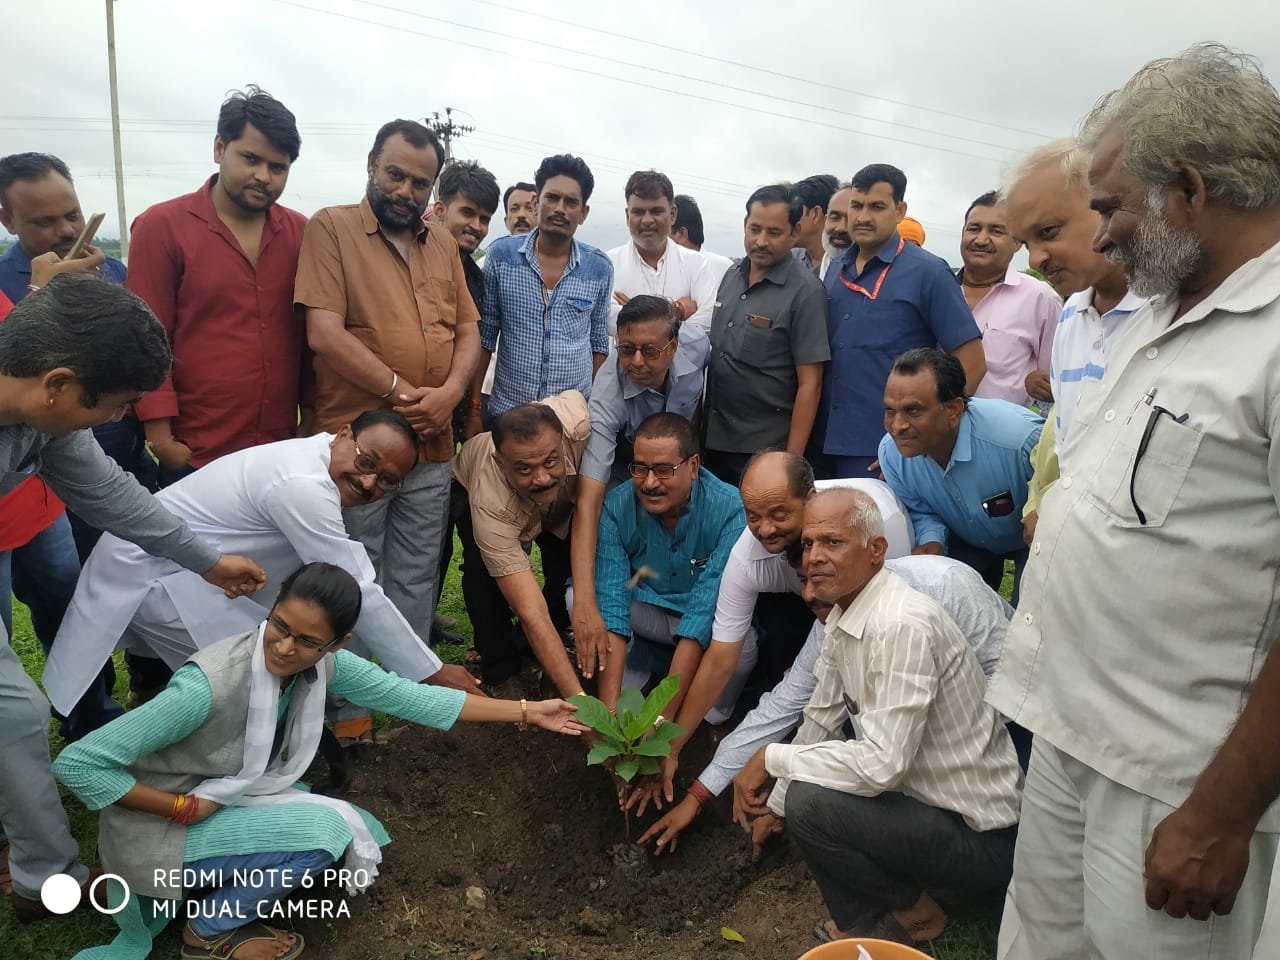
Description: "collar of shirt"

(956, 263), (1025, 289)
(0, 237), (127, 303)
(841, 230), (904, 275)
(191, 175), (287, 247)
(518, 227), (582, 274)
(358, 195), (427, 242)
(0, 241), (33, 281)
(1064, 285), (1148, 319)
(1158, 242), (1280, 327)
(618, 335), (700, 401)
(829, 566), (891, 638)
(736, 253), (795, 288)
(943, 412), (976, 473)
(627, 239), (668, 273)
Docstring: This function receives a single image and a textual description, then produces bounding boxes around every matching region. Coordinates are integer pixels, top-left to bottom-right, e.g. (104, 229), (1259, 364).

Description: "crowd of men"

(1, 39), (1279, 959)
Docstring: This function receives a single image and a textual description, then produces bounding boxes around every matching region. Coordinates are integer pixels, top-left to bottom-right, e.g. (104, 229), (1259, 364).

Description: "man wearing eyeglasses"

(570, 295), (710, 680)
(581, 413), (744, 727)
(45, 409), (482, 724)
(878, 348), (1041, 599)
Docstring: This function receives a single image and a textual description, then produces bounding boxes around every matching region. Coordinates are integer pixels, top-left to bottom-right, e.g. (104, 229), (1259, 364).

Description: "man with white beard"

(989, 43), (1280, 959)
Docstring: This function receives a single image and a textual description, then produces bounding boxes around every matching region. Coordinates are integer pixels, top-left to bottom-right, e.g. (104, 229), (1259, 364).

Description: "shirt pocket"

(1096, 409), (1203, 528)
(555, 295), (593, 344)
(423, 277), (458, 331)
(739, 316), (787, 368)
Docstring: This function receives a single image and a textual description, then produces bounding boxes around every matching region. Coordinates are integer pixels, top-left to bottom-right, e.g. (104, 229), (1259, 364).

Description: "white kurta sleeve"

(261, 479), (442, 681)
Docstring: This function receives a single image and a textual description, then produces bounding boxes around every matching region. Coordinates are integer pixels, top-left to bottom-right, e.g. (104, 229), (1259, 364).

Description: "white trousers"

(998, 739), (1277, 960)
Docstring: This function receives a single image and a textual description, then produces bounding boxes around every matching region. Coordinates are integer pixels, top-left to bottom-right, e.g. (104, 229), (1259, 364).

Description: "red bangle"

(687, 780), (713, 808)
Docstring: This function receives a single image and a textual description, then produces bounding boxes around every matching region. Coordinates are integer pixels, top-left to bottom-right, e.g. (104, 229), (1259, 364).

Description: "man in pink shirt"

(958, 191), (1060, 410)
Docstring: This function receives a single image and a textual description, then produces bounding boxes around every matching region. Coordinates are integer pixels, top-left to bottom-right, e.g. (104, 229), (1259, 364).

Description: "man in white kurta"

(45, 416), (476, 717)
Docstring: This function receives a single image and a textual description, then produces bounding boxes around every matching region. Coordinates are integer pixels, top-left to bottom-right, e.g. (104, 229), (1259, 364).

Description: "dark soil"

(292, 704), (828, 960)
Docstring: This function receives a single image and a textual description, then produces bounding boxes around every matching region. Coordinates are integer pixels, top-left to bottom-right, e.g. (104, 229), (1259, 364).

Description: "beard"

(367, 178), (426, 230)
(1108, 188), (1202, 300)
(822, 231), (852, 263)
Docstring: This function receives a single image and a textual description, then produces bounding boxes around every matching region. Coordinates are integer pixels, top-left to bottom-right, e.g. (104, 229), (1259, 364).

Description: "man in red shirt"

(128, 86), (308, 487)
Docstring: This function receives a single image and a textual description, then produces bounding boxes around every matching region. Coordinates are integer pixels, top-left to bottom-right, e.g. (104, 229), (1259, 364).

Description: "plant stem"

(624, 805), (631, 842)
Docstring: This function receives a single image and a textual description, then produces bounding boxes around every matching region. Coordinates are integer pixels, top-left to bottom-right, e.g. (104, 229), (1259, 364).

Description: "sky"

(6, 0), (1280, 266)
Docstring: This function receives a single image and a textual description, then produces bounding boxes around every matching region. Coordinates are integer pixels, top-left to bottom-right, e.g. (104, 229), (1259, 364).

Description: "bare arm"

(786, 362), (824, 455)
(667, 640), (743, 753)
(593, 352), (607, 377)
(496, 568), (581, 696)
(664, 639), (705, 720)
(951, 337), (987, 396)
(570, 476), (611, 679)
(306, 306), (406, 398)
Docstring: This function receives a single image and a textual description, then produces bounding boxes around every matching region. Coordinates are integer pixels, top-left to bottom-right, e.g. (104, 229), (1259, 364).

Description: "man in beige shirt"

(736, 487), (1019, 947)
(453, 391), (588, 694)
(989, 44), (1280, 960)
(295, 121), (482, 721)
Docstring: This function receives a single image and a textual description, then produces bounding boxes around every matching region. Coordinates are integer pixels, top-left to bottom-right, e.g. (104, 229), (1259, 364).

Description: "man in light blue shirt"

(581, 413), (745, 723)
(475, 153), (612, 418)
(878, 348), (1042, 596)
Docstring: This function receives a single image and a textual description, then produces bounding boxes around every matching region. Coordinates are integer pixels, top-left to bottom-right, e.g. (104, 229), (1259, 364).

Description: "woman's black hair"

(276, 562), (363, 639)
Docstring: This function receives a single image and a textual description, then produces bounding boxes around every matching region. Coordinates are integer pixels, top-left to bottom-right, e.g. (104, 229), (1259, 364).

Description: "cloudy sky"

(6, 0), (1279, 265)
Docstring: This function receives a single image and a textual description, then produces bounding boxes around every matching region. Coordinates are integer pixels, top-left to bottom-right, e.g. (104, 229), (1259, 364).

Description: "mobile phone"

(66, 212), (106, 261)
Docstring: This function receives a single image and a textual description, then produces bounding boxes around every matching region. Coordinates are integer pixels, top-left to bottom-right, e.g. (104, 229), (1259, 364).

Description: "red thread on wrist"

(688, 780), (713, 808)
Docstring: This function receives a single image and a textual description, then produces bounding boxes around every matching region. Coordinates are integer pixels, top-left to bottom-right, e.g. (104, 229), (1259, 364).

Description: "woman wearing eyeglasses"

(54, 562), (585, 960)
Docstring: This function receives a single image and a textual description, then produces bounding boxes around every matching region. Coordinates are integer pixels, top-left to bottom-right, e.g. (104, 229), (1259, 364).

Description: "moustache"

(640, 487), (665, 497)
(527, 482), (557, 495)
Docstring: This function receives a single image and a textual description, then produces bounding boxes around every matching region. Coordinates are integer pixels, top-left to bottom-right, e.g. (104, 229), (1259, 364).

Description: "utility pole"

(424, 107), (474, 200)
(105, 0), (129, 260)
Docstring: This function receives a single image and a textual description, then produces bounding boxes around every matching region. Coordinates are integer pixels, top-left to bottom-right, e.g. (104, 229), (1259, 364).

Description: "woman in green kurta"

(55, 562), (585, 960)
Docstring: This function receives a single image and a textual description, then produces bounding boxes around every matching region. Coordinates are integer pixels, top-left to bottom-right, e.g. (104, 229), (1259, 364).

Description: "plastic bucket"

(798, 938), (933, 960)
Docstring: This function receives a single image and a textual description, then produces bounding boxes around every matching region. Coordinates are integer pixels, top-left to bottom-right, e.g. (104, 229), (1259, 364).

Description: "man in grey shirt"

(702, 185), (830, 484)
(0, 275), (265, 922)
(570, 295), (710, 677)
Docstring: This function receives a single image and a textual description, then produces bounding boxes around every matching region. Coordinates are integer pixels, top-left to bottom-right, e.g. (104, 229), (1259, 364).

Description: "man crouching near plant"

(734, 487), (1020, 947)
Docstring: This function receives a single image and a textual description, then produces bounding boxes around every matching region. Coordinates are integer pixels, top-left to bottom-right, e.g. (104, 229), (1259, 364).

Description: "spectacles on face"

(628, 455), (693, 480)
(617, 337), (675, 361)
(352, 437), (403, 492)
(265, 614), (337, 652)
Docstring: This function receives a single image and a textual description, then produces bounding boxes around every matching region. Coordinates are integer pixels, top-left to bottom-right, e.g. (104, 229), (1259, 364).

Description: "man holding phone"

(877, 348), (1042, 601)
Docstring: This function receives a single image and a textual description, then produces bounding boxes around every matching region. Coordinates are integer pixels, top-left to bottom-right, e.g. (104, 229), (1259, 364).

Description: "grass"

(0, 545), (1006, 959)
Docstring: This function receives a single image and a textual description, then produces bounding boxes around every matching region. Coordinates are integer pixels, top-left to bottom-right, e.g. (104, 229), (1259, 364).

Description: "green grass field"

(0, 547), (1009, 958)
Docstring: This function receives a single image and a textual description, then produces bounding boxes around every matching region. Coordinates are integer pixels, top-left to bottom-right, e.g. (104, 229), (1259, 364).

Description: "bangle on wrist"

(517, 698), (529, 731)
(378, 371), (399, 400)
(26, 282), (41, 296)
(469, 399), (483, 411)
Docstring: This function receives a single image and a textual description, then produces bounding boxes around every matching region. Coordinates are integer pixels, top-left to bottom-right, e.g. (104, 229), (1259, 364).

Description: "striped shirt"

(479, 229), (613, 416)
(765, 568), (1021, 831)
(1049, 286), (1146, 449)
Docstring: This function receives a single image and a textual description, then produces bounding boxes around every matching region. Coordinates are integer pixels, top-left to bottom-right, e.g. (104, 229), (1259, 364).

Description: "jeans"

(1, 513), (122, 739)
(184, 848), (334, 938)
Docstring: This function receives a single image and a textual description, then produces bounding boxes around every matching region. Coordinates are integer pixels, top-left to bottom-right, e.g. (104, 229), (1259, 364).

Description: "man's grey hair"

(811, 487), (884, 547)
(1078, 42), (1280, 210)
(1001, 138), (1088, 198)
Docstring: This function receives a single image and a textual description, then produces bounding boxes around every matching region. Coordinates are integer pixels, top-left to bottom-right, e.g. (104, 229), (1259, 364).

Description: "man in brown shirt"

(453, 391), (588, 694)
(296, 120), (481, 705)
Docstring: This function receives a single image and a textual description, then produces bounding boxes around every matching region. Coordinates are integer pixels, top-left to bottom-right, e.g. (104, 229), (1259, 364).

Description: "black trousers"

(701, 449), (753, 487)
(786, 781), (1016, 933)
(454, 486), (571, 685)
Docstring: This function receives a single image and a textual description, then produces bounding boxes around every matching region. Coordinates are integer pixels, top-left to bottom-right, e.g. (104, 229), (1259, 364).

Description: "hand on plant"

(732, 749), (775, 830)
(529, 699), (589, 736)
(636, 794), (701, 855)
(749, 812), (784, 863)
(573, 604), (610, 679)
(625, 750), (678, 814)
(623, 774), (665, 816)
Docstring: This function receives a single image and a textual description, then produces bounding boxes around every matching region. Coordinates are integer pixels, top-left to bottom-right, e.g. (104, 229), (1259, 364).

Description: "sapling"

(570, 675), (685, 840)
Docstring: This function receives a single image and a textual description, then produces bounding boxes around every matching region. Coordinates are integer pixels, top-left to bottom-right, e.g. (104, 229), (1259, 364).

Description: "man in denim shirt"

(475, 154), (612, 418)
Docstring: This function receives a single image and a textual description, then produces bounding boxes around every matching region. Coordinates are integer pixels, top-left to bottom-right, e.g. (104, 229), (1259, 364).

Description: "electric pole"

(425, 107), (474, 200)
(105, 0), (129, 260)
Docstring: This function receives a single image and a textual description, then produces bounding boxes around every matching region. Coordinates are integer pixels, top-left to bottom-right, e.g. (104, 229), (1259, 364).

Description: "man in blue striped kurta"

(588, 413), (746, 724)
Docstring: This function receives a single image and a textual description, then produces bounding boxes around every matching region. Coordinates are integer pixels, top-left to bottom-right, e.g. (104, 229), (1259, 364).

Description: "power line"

(346, 0), (1024, 155)
(268, 0), (1006, 165)
(457, 0), (1056, 142)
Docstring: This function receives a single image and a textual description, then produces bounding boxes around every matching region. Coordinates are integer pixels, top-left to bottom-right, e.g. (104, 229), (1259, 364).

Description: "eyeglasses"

(1129, 403), (1188, 525)
(352, 438), (403, 492)
(628, 455), (693, 480)
(617, 337), (676, 361)
(265, 614), (337, 652)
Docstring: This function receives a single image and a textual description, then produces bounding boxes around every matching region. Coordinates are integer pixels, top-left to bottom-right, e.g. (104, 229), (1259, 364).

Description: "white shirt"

(711, 478), (914, 643)
(700, 249), (736, 284)
(699, 553), (1013, 795)
(45, 435), (441, 713)
(765, 568), (1021, 828)
(989, 240), (1280, 831)
(1049, 286), (1147, 451)
(606, 239), (721, 336)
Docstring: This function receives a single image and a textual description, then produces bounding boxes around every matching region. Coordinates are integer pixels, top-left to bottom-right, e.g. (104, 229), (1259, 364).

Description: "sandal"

(180, 920), (305, 959)
(812, 919), (835, 944)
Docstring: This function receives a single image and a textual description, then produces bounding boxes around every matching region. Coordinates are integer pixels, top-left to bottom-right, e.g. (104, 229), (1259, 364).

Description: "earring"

(46, 397), (54, 407)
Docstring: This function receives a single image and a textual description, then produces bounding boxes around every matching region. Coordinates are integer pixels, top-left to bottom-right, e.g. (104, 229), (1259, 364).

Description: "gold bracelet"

(520, 698), (528, 727)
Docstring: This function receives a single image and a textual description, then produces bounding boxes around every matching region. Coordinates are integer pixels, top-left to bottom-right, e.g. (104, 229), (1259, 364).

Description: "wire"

(268, 0), (1007, 165)
(458, 0), (1056, 142)
(346, 0), (1027, 154)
